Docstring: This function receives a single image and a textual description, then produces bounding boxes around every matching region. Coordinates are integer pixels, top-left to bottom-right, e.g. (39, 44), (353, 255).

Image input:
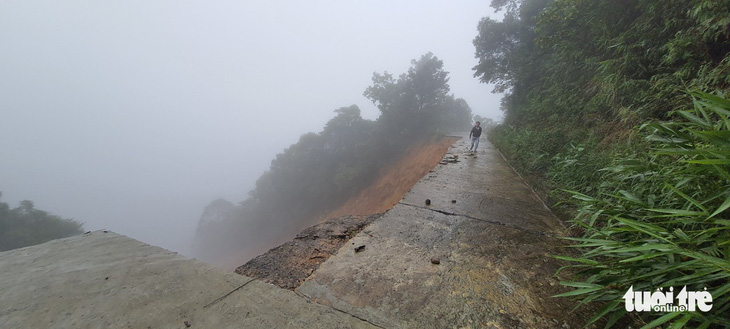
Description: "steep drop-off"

(235, 136), (459, 284)
(323, 136), (461, 218)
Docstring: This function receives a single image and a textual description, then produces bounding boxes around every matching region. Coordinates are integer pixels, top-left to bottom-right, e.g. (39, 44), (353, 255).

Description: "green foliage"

(488, 125), (551, 173)
(489, 120), (597, 177)
(476, 0), (730, 326)
(0, 195), (84, 251)
(547, 142), (613, 196)
(557, 92), (730, 328)
(476, 0), (730, 130)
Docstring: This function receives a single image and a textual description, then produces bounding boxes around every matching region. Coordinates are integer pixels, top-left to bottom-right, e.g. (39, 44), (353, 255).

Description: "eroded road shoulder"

(297, 135), (589, 328)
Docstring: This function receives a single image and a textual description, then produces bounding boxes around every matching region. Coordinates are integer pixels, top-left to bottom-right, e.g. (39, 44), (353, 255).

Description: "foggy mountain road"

(295, 133), (590, 328)
(0, 133), (592, 328)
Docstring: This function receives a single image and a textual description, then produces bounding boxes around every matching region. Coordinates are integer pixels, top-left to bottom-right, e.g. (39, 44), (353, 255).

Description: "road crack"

(294, 290), (386, 328)
(203, 278), (256, 308)
(397, 202), (556, 238)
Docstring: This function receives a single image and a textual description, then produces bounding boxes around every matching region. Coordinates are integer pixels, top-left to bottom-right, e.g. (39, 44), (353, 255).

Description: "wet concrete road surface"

(297, 135), (589, 328)
(0, 231), (378, 329)
(0, 134), (587, 329)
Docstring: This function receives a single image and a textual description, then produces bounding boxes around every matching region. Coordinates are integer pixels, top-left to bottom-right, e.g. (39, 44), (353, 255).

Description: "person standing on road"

(469, 121), (482, 154)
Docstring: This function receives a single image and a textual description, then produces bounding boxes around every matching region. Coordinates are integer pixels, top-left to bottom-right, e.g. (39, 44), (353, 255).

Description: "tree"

(406, 52), (451, 115)
(473, 114), (496, 129)
(473, 0), (550, 126)
(476, 0), (730, 130)
(441, 96), (473, 131)
(0, 194), (84, 251)
(365, 52), (468, 136)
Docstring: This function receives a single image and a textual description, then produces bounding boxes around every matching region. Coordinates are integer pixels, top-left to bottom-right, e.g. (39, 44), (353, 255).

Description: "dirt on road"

(235, 214), (382, 289)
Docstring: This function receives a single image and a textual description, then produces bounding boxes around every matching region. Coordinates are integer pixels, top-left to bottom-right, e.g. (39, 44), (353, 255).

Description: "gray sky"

(0, 1), (503, 254)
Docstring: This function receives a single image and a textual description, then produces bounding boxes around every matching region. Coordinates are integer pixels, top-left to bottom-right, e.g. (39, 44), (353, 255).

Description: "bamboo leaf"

(709, 281), (730, 298)
(551, 255), (600, 265)
(560, 281), (603, 289)
(713, 219), (730, 226)
(640, 312), (682, 329)
(678, 250), (730, 271)
(584, 300), (621, 327)
(692, 130), (730, 143)
(664, 183), (708, 213)
(685, 159), (730, 165)
(691, 91), (730, 115)
(618, 190), (645, 205)
(668, 313), (693, 329)
(673, 228), (690, 241)
(604, 308), (627, 329)
(678, 110), (711, 128)
(619, 251), (668, 262)
(647, 208), (706, 216)
(709, 194), (730, 218)
(568, 191), (598, 202)
(605, 244), (673, 253)
(612, 216), (673, 242)
(563, 237), (619, 245)
(553, 287), (603, 297)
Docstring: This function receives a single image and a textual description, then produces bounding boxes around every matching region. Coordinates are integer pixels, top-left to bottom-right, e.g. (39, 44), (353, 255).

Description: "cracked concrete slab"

(402, 138), (564, 234)
(297, 135), (589, 328)
(1, 134), (587, 328)
(0, 231), (378, 329)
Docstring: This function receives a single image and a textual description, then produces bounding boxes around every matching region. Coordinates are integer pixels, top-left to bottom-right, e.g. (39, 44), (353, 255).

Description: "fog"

(0, 1), (502, 255)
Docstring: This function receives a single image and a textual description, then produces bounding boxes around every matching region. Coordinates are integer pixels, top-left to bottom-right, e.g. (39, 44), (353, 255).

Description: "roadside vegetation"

(0, 194), (84, 251)
(474, 0), (730, 327)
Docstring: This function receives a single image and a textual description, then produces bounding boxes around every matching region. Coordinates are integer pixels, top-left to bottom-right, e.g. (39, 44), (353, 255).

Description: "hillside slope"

(323, 136), (460, 218)
(234, 136), (460, 279)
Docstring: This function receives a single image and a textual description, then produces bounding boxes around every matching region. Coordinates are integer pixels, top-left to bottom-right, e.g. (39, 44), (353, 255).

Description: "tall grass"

(556, 92), (730, 328)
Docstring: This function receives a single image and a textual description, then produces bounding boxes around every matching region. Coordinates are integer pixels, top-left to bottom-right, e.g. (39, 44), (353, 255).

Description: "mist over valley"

(0, 1), (501, 255)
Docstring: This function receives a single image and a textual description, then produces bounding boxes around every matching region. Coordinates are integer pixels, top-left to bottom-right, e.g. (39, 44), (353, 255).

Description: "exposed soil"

(235, 214), (381, 289)
(323, 136), (460, 218)
(234, 136), (459, 288)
